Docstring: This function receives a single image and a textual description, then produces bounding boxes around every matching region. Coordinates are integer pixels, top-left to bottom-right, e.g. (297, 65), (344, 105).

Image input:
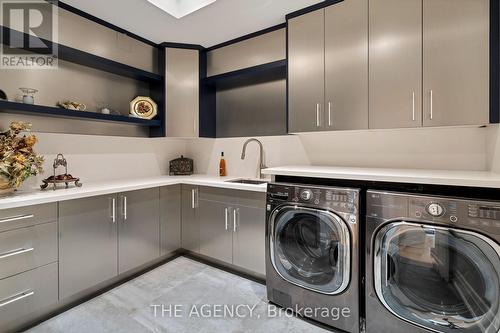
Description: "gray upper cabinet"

(160, 185), (181, 256)
(325, 0), (368, 130)
(288, 8), (325, 132)
(369, 0), (423, 128)
(165, 48), (200, 138)
(181, 185), (200, 253)
(423, 0), (489, 127)
(117, 188), (160, 274)
(288, 1), (368, 132)
(59, 195), (118, 300)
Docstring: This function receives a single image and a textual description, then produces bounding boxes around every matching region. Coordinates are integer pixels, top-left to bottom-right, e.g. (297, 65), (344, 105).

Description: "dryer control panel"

(368, 191), (500, 236)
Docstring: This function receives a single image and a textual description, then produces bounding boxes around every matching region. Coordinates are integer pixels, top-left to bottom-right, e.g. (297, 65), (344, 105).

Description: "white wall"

(9, 124), (495, 192)
(186, 126), (490, 179)
(486, 124), (500, 173)
(19, 132), (187, 190)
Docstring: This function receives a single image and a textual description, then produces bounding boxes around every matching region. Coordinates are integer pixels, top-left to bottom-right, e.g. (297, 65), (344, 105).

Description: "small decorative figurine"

(40, 154), (82, 190)
(57, 101), (87, 111)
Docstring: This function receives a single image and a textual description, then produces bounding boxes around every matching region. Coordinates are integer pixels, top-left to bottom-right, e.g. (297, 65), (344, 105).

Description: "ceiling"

(62, 0), (324, 47)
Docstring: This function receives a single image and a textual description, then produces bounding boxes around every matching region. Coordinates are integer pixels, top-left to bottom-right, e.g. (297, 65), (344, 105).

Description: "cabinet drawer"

(0, 222), (58, 280)
(199, 187), (240, 205)
(0, 263), (58, 331)
(237, 191), (266, 209)
(0, 203), (57, 233)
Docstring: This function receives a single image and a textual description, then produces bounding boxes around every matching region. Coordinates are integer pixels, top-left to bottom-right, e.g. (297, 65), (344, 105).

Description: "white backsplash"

(11, 124), (497, 191)
(20, 132), (187, 190)
(186, 126), (490, 179)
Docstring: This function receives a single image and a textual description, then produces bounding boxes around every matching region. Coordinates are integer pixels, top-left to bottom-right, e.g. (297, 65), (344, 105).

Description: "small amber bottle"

(219, 152), (226, 177)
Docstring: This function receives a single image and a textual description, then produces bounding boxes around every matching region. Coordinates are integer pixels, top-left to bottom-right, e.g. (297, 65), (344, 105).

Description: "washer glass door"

(374, 222), (500, 333)
(270, 206), (350, 295)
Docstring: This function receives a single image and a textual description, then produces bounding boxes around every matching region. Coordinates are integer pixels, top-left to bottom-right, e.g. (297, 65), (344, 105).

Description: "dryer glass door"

(374, 222), (500, 333)
(270, 206), (350, 295)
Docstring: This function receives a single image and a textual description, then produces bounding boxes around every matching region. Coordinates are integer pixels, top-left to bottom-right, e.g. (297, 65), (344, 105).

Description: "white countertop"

(263, 165), (500, 189)
(0, 175), (268, 210)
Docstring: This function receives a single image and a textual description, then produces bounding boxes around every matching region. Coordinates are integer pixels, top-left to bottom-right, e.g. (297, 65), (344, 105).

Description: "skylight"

(146, 0), (217, 19)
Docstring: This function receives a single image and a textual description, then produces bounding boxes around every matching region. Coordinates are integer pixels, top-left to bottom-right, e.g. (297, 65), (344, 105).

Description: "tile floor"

(27, 257), (331, 333)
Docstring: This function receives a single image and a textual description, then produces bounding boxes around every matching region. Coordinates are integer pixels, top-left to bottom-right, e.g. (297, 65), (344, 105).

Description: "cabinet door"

(166, 48), (200, 137)
(118, 188), (160, 274)
(423, 0), (489, 126)
(288, 8), (325, 132)
(181, 186), (199, 253)
(325, 0), (368, 130)
(59, 195), (118, 299)
(160, 185), (181, 256)
(232, 204), (266, 276)
(199, 199), (233, 264)
(369, 0), (422, 128)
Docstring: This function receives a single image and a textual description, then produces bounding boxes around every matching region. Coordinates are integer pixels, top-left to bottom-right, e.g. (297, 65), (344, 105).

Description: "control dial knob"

(427, 203), (445, 217)
(300, 190), (313, 201)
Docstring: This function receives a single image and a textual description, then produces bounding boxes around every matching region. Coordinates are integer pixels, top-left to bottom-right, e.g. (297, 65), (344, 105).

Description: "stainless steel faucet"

(241, 138), (267, 179)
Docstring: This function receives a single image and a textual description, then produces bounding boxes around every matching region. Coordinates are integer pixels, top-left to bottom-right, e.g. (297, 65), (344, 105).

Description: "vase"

(0, 176), (14, 196)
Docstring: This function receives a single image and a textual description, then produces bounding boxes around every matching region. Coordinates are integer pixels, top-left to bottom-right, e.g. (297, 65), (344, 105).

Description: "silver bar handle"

(0, 290), (34, 308)
(0, 214), (34, 224)
(0, 247), (34, 260)
(191, 189), (198, 209)
(316, 103), (321, 127)
(111, 198), (116, 223)
(224, 208), (229, 230)
(430, 90), (434, 120)
(328, 102), (332, 127)
(122, 196), (127, 221)
(412, 92), (415, 121)
(233, 208), (238, 232)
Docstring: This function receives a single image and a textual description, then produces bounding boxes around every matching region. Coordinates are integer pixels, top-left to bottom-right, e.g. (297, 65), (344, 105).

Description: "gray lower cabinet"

(181, 185), (200, 253)
(199, 199), (233, 264)
(0, 221), (58, 280)
(117, 188), (160, 274)
(160, 185), (181, 256)
(0, 262), (58, 331)
(232, 203), (266, 276)
(0, 203), (57, 233)
(59, 195), (118, 300)
(191, 187), (266, 276)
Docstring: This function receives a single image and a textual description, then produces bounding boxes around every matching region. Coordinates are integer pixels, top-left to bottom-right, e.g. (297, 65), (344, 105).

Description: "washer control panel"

(267, 183), (360, 223)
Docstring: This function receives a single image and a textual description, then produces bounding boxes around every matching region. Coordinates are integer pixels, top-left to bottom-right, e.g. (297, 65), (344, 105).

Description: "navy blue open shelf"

(0, 100), (162, 127)
(2, 26), (162, 83)
(1, 26), (165, 136)
(202, 60), (286, 86)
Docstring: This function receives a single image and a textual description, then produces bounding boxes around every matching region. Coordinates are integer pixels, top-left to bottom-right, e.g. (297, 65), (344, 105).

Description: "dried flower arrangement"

(0, 122), (44, 193)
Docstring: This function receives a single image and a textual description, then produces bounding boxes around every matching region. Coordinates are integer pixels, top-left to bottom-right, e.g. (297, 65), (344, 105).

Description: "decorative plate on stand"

(130, 96), (157, 120)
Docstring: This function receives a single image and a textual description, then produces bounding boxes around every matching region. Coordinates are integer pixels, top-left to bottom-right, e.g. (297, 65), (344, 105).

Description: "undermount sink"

(225, 179), (268, 185)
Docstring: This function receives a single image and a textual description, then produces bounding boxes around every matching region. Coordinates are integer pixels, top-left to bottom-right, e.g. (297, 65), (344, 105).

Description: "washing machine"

(266, 183), (361, 332)
(366, 190), (500, 333)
